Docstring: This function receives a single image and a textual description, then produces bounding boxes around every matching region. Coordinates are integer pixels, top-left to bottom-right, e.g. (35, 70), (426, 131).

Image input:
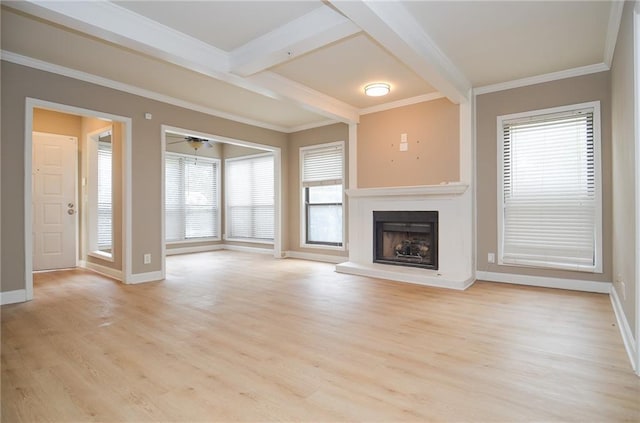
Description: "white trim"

(126, 271), (163, 285)
(0, 290), (28, 305)
(610, 285), (638, 372)
(82, 260), (123, 281)
(359, 92), (445, 116)
(496, 101), (603, 274)
(223, 236), (274, 245)
(336, 261), (475, 291)
(604, 0), (625, 68)
(222, 244), (274, 255)
(167, 238), (222, 246)
(345, 183), (468, 198)
(476, 271), (611, 293)
(634, 2), (640, 375)
(2, 51), (289, 133)
(25, 98), (133, 294)
(474, 63), (610, 95)
(285, 251), (346, 264)
(87, 250), (114, 262)
(166, 244), (223, 256)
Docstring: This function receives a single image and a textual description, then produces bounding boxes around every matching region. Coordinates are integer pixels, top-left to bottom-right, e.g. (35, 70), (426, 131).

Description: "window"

(225, 153), (274, 242)
(498, 102), (602, 272)
(165, 153), (220, 242)
(97, 136), (112, 251)
(300, 142), (344, 247)
(87, 128), (113, 259)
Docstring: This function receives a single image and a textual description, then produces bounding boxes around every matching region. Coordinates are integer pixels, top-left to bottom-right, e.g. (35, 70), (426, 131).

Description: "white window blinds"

(500, 105), (601, 272)
(165, 153), (219, 242)
(225, 154), (274, 241)
(301, 143), (343, 187)
(97, 140), (112, 249)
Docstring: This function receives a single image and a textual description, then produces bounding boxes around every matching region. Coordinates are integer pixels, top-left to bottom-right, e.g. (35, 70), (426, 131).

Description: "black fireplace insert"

(373, 211), (438, 270)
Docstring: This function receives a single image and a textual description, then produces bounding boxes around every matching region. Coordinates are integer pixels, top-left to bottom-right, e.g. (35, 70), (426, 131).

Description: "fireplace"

(373, 211), (438, 270)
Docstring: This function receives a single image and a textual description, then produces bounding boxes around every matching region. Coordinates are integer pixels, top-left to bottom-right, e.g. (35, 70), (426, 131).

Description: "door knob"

(67, 209), (75, 215)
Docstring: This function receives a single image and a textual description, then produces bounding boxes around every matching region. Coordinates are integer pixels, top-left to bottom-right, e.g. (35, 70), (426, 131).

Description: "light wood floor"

(2, 251), (639, 422)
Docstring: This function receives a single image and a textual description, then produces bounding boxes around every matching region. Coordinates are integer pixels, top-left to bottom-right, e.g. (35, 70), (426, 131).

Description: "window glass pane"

(308, 185), (342, 203)
(97, 140), (112, 251)
(308, 205), (342, 244)
(225, 154), (274, 241)
(165, 153), (219, 242)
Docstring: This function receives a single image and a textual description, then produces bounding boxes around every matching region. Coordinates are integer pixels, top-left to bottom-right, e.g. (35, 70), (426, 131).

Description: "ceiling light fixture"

(364, 82), (390, 97)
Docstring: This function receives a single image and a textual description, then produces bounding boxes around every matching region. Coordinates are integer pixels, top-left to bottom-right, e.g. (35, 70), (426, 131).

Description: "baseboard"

(0, 289), (27, 305)
(610, 286), (638, 373)
(82, 261), (123, 281)
(475, 271), (611, 293)
(222, 244), (274, 255)
(166, 244), (223, 256)
(285, 250), (347, 264)
(126, 271), (164, 285)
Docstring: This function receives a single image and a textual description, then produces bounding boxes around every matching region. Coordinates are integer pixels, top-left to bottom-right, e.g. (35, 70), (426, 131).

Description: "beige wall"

(611, 2), (636, 334)
(288, 123), (349, 257)
(1, 61), (288, 292)
(33, 108), (82, 139)
(358, 99), (460, 188)
(476, 71), (612, 284)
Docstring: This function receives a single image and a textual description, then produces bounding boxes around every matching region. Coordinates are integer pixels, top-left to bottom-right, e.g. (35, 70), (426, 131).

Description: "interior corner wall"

(357, 99), (460, 188)
(0, 60), (288, 293)
(611, 1), (637, 335)
(287, 123), (349, 257)
(475, 71), (612, 284)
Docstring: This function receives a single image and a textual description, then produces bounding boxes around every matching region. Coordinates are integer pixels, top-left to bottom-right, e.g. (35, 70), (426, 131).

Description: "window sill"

(499, 257), (602, 274)
(224, 236), (274, 245)
(301, 242), (345, 252)
(88, 250), (114, 262)
(167, 237), (221, 245)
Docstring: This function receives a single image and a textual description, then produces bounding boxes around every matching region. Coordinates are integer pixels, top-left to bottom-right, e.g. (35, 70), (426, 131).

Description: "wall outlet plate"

(487, 252), (495, 263)
(400, 142), (408, 152)
(143, 253), (151, 264)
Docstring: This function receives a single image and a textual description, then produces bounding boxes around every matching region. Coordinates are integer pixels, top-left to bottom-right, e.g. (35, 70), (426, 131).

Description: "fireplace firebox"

(373, 211), (438, 270)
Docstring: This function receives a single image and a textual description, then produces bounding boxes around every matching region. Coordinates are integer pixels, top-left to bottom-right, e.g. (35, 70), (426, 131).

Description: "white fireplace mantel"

(336, 181), (474, 290)
(345, 182), (468, 199)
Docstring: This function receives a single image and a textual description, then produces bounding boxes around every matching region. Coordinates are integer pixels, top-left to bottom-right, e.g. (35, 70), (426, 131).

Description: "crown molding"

(10, 0), (359, 124)
(359, 92), (445, 116)
(473, 62), (610, 96)
(1, 50), (291, 133)
(604, 0), (625, 68)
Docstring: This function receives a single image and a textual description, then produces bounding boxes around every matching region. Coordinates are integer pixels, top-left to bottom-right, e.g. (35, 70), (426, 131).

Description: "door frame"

(24, 98), (132, 300)
(31, 131), (79, 271)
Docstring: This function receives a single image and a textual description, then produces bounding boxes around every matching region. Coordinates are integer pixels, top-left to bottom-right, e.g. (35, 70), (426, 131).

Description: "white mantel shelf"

(345, 182), (468, 198)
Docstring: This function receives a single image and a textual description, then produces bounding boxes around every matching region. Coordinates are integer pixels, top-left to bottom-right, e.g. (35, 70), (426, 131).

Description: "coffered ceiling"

(0, 1), (624, 132)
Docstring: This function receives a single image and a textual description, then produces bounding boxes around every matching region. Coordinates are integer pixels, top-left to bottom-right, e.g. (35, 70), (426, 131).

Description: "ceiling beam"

(330, 0), (471, 104)
(11, 0), (359, 124)
(230, 6), (361, 77)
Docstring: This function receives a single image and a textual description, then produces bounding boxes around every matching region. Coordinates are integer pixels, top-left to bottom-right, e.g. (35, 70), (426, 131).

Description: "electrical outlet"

(143, 253), (151, 264)
(399, 142), (408, 151)
(487, 253), (495, 264)
(401, 133), (408, 143)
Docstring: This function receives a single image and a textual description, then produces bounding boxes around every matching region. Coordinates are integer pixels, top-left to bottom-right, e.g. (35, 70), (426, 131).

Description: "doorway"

(24, 98), (132, 300)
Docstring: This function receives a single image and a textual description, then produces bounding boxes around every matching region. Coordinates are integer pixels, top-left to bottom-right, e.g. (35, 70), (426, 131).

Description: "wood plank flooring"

(2, 250), (639, 422)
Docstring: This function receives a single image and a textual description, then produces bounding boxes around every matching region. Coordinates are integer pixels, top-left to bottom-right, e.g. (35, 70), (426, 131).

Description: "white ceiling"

(0, 1), (622, 132)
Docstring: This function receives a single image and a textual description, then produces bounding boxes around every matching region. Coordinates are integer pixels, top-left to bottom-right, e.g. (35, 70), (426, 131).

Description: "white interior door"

(32, 132), (78, 271)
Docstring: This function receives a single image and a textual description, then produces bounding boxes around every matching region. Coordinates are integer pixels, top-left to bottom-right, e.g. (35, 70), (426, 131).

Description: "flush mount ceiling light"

(364, 82), (390, 97)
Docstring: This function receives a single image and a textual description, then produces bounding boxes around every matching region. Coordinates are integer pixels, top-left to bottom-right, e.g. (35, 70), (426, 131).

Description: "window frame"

(87, 127), (114, 262)
(164, 151), (221, 244)
(299, 141), (345, 251)
(224, 152), (275, 244)
(497, 101), (603, 273)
